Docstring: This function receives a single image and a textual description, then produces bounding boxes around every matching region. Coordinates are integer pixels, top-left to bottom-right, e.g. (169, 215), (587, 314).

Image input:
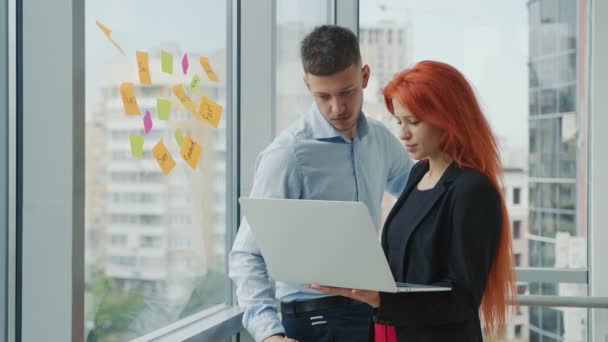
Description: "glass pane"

(275, 0), (330, 133)
(85, 1), (229, 340)
(360, 0), (586, 340)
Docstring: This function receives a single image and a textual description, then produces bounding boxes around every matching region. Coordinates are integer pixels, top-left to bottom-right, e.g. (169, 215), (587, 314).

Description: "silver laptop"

(239, 197), (451, 293)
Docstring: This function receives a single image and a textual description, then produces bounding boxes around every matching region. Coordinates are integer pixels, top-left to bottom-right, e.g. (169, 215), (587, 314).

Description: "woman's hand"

(307, 284), (381, 308)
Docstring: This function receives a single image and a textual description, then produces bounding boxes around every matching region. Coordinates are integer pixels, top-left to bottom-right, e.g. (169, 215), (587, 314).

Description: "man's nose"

(330, 98), (345, 115)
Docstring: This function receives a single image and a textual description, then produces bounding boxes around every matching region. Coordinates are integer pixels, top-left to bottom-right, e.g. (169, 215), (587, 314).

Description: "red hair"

(382, 60), (516, 335)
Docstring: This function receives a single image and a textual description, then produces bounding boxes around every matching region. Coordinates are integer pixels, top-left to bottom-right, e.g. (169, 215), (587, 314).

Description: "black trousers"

(282, 302), (372, 342)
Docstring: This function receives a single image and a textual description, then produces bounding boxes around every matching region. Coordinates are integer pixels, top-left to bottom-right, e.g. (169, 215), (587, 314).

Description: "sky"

(87, 0), (530, 150)
(358, 0), (530, 150)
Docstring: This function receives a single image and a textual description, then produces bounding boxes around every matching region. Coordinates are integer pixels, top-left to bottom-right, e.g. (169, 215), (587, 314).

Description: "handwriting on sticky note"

(152, 139), (176, 176)
(143, 111), (153, 134)
(129, 135), (144, 159)
(196, 96), (223, 128)
(119, 82), (140, 115)
(200, 56), (219, 82)
(189, 75), (200, 93)
(96, 20), (124, 55)
(180, 134), (202, 170)
(136, 51), (152, 84)
(182, 53), (189, 74)
(171, 84), (196, 113)
(175, 128), (184, 147)
(161, 50), (173, 74)
(157, 98), (171, 120)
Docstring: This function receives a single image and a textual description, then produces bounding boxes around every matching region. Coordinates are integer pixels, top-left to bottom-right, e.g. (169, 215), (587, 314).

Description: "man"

(229, 25), (412, 342)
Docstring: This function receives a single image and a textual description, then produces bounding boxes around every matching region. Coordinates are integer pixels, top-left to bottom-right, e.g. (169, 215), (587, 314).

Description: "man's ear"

(362, 65), (370, 89)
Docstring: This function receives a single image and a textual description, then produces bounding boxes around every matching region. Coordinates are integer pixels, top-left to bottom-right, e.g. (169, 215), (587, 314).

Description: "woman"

(309, 60), (516, 341)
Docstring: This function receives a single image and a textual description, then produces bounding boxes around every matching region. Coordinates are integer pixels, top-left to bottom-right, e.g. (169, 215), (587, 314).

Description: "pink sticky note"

(143, 111), (153, 134)
(181, 53), (189, 74)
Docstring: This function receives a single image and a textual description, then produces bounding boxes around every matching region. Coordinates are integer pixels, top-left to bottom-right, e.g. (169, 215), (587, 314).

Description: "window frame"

(589, 0), (608, 339)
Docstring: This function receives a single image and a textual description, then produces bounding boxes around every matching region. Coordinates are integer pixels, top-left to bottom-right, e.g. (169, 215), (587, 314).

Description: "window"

(515, 253), (522, 267)
(108, 234), (128, 247)
(275, 0), (332, 132)
(513, 187), (521, 205)
(515, 324), (523, 337)
(85, 1), (230, 340)
(513, 220), (522, 239)
(140, 235), (162, 248)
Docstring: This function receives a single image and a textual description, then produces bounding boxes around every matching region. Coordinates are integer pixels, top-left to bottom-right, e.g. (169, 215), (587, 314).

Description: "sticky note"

(189, 74), (200, 93)
(152, 139), (176, 176)
(129, 135), (144, 159)
(180, 134), (202, 170)
(181, 53), (189, 74)
(96, 20), (124, 55)
(109, 38), (125, 55)
(161, 50), (173, 74)
(195, 96), (223, 128)
(95, 21), (112, 36)
(119, 82), (140, 115)
(175, 128), (184, 147)
(143, 111), (153, 134)
(136, 51), (152, 85)
(157, 98), (171, 120)
(200, 56), (219, 82)
(171, 84), (196, 113)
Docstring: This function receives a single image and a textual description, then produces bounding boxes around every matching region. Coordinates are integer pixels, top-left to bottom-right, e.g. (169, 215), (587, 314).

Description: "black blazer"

(372, 161), (502, 342)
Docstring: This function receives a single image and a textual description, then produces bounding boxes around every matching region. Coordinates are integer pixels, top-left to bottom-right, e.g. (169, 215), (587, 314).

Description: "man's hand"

(264, 334), (298, 342)
(308, 284), (381, 308)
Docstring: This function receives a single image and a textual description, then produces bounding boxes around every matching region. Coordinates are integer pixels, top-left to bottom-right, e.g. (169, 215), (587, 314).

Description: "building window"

(140, 235), (162, 248)
(515, 324), (523, 337)
(513, 187), (521, 205)
(515, 253), (522, 267)
(108, 234), (128, 247)
(513, 220), (521, 239)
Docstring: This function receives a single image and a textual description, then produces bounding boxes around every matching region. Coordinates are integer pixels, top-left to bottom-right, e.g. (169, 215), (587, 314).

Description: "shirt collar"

(309, 104), (369, 141)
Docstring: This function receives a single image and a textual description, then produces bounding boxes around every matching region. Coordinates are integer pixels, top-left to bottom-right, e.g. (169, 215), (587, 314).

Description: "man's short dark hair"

(300, 25), (361, 76)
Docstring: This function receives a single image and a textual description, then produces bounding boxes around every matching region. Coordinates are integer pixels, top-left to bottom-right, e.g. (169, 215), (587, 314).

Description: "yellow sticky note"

(171, 84), (196, 113)
(96, 21), (112, 36)
(189, 74), (201, 93)
(196, 96), (223, 128)
(152, 139), (176, 176)
(96, 20), (124, 55)
(180, 134), (202, 170)
(129, 135), (144, 158)
(119, 82), (140, 115)
(161, 50), (173, 74)
(136, 51), (152, 85)
(200, 56), (219, 82)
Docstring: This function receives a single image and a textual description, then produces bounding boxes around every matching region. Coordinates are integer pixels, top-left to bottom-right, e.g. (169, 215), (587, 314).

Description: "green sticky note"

(129, 134), (144, 158)
(161, 50), (173, 74)
(157, 98), (171, 120)
(189, 74), (201, 93)
(174, 128), (184, 147)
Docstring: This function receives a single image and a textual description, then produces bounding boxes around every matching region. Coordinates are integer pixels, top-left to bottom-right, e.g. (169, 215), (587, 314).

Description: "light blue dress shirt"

(228, 104), (412, 342)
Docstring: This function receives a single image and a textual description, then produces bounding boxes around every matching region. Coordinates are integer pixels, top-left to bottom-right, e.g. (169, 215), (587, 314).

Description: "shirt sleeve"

(228, 142), (303, 342)
(384, 129), (412, 197)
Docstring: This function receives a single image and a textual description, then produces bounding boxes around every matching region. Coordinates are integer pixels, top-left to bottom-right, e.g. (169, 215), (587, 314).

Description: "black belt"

(281, 296), (363, 314)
